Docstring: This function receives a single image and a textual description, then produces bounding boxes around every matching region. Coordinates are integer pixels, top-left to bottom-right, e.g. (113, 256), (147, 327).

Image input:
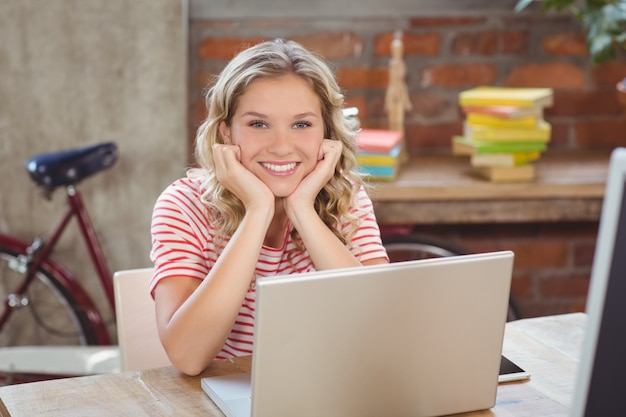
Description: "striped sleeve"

(149, 178), (215, 294)
(344, 186), (389, 263)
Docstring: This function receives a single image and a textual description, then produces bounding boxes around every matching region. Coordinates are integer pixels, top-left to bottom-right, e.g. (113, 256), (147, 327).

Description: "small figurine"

(384, 31), (412, 163)
(385, 31), (412, 134)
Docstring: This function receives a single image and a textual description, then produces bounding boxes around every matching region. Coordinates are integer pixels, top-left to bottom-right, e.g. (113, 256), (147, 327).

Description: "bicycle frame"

(0, 185), (114, 345)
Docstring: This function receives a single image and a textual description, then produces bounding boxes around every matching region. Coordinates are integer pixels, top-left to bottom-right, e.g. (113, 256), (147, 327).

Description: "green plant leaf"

(543, 0), (578, 12)
(588, 33), (616, 64)
(515, 0), (626, 64)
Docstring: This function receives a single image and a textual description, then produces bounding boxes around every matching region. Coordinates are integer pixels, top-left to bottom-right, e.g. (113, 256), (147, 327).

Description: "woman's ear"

(219, 121), (232, 144)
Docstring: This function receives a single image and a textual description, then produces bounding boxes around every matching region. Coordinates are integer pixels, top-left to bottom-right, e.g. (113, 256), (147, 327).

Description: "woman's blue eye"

(294, 121), (312, 129)
(250, 120), (266, 128)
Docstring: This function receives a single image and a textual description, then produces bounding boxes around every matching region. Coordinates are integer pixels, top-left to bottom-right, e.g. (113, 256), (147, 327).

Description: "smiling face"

(219, 73), (325, 197)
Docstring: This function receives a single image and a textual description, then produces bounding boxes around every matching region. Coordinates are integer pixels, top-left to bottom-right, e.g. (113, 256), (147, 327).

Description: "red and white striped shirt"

(149, 176), (388, 359)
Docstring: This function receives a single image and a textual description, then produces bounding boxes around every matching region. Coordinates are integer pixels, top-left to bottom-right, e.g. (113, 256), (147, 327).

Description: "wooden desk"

(0, 313), (586, 417)
(370, 152), (609, 224)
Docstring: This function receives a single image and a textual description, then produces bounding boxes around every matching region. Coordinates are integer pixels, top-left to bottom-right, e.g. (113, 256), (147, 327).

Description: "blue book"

(357, 165), (397, 180)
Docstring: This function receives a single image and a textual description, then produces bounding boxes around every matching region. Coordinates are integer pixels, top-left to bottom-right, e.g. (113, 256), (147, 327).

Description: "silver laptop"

(202, 251), (514, 417)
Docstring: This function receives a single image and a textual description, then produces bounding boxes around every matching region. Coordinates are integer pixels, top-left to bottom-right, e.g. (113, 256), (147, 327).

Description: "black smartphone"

(498, 355), (531, 383)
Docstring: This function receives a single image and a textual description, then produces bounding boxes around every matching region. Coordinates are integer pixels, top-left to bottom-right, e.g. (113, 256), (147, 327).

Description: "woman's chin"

(268, 184), (297, 198)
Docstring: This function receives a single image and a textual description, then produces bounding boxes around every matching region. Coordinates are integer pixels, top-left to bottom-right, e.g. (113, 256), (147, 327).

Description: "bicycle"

(0, 142), (119, 382)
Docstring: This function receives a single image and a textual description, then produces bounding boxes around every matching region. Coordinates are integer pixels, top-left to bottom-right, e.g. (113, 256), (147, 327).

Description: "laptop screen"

(571, 148), (626, 417)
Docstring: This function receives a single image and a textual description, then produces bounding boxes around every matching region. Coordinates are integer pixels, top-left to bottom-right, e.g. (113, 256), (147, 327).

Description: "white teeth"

(262, 162), (296, 172)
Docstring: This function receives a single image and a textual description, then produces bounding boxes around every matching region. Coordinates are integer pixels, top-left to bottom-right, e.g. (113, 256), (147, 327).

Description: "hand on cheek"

(317, 139), (342, 174)
(212, 143), (273, 209)
(286, 139), (342, 211)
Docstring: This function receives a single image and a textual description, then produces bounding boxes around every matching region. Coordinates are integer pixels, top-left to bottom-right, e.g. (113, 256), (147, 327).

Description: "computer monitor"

(571, 147), (626, 417)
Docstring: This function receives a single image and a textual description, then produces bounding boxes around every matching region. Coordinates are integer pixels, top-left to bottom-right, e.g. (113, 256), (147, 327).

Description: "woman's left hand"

(285, 139), (342, 212)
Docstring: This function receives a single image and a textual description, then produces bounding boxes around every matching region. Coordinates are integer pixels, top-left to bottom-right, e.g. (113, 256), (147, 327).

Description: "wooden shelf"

(368, 151), (610, 225)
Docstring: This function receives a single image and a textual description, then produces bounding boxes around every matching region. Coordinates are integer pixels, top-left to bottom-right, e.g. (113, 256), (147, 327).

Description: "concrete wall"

(0, 0), (188, 337)
(189, 0), (519, 18)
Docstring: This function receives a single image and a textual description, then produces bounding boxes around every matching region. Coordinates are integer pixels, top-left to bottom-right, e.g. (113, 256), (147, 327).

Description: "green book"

(452, 136), (547, 155)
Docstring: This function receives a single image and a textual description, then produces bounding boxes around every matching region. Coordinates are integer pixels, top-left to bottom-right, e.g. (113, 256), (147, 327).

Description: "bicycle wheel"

(0, 246), (97, 347)
(382, 234), (522, 321)
(382, 234), (467, 262)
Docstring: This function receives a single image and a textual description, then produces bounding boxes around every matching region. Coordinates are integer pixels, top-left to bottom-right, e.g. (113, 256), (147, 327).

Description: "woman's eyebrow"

(240, 111), (267, 118)
(294, 112), (319, 119)
(240, 111), (319, 119)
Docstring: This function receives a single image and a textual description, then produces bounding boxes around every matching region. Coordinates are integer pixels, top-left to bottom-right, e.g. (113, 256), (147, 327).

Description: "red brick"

(523, 301), (585, 318)
(195, 20), (240, 30)
(405, 122), (463, 152)
(197, 19), (307, 30)
(198, 37), (268, 61)
(449, 30), (529, 56)
(591, 61), (626, 86)
(291, 33), (364, 60)
(575, 119), (626, 149)
(374, 32), (440, 57)
(195, 70), (216, 91)
(421, 63), (497, 88)
(504, 62), (584, 89)
(542, 33), (588, 57)
(410, 92), (452, 119)
(364, 93), (391, 120)
(547, 90), (623, 117)
(503, 14), (576, 27)
(546, 121), (570, 150)
(409, 17), (487, 27)
(451, 31), (498, 56)
(343, 95), (369, 125)
(539, 273), (591, 298)
(362, 121), (389, 130)
(336, 66), (388, 89)
(571, 301), (587, 312)
(573, 241), (597, 268)
(511, 273), (533, 300)
(505, 241), (568, 269)
(502, 31), (529, 55)
(192, 99), (208, 123)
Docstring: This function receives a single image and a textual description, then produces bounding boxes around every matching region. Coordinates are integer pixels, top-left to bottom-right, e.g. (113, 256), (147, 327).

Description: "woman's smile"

(260, 161), (299, 175)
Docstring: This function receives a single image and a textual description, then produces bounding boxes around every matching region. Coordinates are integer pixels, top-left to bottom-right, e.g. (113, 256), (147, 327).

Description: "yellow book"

(357, 144), (401, 166)
(464, 120), (551, 142)
(471, 151), (541, 167)
(466, 113), (539, 128)
(476, 164), (536, 183)
(459, 87), (554, 109)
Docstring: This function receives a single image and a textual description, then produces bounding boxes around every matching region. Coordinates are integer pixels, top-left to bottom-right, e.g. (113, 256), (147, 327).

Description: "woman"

(150, 39), (389, 376)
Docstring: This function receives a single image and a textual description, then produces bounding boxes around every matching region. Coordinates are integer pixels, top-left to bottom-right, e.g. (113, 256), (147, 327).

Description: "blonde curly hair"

(192, 38), (365, 248)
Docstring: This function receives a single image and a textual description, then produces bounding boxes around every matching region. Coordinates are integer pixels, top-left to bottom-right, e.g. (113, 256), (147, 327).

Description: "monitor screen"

(571, 148), (626, 417)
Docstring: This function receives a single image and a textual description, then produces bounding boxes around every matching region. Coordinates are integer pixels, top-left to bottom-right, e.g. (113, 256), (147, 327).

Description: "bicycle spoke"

(0, 250), (89, 346)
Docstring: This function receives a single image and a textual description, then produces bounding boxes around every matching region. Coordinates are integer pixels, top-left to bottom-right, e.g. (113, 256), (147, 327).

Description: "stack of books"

(355, 129), (403, 181)
(453, 87), (554, 182)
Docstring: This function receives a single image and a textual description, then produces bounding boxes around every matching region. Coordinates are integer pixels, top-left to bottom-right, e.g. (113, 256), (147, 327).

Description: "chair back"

(113, 268), (171, 371)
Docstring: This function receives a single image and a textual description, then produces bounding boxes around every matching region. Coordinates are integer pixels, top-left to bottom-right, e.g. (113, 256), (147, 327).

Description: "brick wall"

(189, 13), (626, 153)
(188, 12), (624, 318)
(401, 222), (598, 318)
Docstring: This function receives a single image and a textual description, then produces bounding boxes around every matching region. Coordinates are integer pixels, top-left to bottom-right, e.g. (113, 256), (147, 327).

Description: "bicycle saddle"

(25, 142), (118, 189)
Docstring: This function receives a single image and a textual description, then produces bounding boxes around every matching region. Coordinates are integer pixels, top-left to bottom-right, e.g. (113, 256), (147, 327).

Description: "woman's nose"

(267, 129), (294, 155)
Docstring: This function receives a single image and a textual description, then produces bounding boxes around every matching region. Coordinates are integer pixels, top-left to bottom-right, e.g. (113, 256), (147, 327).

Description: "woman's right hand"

(212, 144), (274, 211)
